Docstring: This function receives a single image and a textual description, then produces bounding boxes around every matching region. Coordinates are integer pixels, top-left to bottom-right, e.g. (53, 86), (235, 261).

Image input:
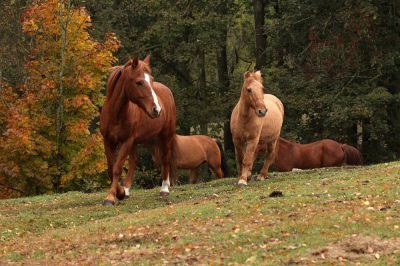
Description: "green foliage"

(1, 0), (399, 196)
(264, 0), (400, 162)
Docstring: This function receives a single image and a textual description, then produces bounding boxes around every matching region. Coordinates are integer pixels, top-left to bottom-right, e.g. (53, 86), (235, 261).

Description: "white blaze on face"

(144, 73), (161, 114)
(160, 175), (170, 193)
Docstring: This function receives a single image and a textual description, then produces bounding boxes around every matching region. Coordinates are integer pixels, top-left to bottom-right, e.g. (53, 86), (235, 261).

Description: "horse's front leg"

(122, 147), (137, 198)
(159, 139), (173, 196)
(233, 138), (244, 177)
(257, 140), (278, 180)
(238, 139), (258, 186)
(103, 137), (134, 206)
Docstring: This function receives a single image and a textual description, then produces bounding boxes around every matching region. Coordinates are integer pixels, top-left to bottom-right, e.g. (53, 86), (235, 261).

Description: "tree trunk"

(216, 32), (234, 154)
(54, 0), (72, 192)
(357, 120), (363, 151)
(216, 45), (229, 90)
(253, 0), (267, 70)
(198, 48), (207, 135)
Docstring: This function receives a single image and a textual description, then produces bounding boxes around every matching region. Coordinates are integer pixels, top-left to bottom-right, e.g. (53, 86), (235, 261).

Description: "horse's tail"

(342, 144), (363, 165)
(215, 139), (229, 177)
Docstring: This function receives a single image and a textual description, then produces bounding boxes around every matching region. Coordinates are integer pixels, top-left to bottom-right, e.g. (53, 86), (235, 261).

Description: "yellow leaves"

(61, 133), (107, 185)
(21, 19), (39, 34)
(1, 0), (120, 192)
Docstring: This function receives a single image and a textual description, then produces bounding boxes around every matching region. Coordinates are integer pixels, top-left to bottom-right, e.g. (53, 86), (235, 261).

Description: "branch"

(0, 182), (27, 196)
(334, 70), (359, 99)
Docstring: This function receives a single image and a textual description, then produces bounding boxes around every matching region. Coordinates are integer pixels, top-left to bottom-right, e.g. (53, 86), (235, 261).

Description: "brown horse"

(265, 137), (363, 172)
(231, 70), (284, 186)
(152, 135), (228, 183)
(100, 55), (176, 205)
(342, 144), (364, 165)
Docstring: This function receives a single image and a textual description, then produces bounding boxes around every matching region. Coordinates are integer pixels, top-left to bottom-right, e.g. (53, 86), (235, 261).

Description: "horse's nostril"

(152, 106), (160, 117)
(257, 108), (267, 117)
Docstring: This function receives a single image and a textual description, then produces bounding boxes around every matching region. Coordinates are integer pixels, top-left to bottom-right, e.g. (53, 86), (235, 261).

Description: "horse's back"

(175, 135), (210, 168)
(319, 139), (345, 167)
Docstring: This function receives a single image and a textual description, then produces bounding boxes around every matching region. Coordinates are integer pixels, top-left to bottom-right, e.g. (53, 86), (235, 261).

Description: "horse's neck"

(237, 98), (256, 121)
(279, 139), (296, 152)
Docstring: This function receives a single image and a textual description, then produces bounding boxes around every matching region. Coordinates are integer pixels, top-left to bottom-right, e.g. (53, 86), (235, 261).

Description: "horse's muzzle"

(256, 108), (267, 117)
(151, 106), (161, 118)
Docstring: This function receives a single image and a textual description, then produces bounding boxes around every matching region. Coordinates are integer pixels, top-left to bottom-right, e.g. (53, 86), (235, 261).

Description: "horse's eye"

(247, 88), (252, 93)
(136, 81), (144, 86)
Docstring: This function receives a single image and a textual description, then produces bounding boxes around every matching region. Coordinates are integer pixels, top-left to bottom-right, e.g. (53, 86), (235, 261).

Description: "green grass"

(1, 163), (400, 265)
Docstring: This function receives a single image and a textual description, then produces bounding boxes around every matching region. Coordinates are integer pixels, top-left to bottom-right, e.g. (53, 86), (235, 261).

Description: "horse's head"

(121, 55), (161, 118)
(242, 70), (267, 117)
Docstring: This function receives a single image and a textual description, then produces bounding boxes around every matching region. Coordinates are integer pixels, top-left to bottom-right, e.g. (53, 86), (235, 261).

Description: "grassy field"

(1, 163), (400, 265)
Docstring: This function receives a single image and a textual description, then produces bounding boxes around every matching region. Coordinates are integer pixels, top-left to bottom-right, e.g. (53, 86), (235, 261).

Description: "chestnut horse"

(100, 55), (176, 205)
(265, 138), (363, 172)
(231, 70), (284, 186)
(152, 135), (228, 183)
(342, 144), (364, 166)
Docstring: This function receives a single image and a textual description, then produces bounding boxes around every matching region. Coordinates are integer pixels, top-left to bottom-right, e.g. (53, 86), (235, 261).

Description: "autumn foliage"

(0, 0), (119, 197)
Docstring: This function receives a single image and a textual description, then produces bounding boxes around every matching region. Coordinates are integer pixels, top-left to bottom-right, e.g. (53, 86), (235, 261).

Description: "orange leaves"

(61, 132), (107, 186)
(0, 0), (120, 195)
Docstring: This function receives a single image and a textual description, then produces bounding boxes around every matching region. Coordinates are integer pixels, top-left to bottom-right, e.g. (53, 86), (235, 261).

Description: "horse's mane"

(244, 70), (264, 84)
(106, 66), (123, 99)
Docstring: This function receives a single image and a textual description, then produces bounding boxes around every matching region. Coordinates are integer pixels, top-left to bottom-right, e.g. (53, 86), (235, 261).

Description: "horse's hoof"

(103, 199), (115, 206)
(116, 190), (126, 201)
(237, 179), (247, 187)
(160, 191), (169, 197)
(117, 193), (126, 200)
(256, 175), (265, 181)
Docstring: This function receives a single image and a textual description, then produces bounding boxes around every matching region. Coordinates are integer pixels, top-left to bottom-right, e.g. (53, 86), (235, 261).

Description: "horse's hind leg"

(257, 140), (277, 180)
(189, 168), (198, 184)
(207, 152), (224, 179)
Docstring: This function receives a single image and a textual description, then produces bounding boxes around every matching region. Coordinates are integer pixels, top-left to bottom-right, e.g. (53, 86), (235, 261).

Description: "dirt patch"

(311, 235), (400, 262)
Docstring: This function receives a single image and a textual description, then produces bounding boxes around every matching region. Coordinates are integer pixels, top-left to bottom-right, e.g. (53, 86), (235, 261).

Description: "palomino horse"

(100, 55), (176, 205)
(262, 137), (363, 172)
(152, 135), (228, 183)
(231, 70), (284, 186)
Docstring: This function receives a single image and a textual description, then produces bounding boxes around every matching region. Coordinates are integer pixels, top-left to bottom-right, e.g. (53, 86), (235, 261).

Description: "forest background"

(0, 0), (399, 198)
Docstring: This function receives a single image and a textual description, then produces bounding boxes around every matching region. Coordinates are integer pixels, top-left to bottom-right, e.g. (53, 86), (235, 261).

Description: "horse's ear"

(254, 70), (262, 79)
(131, 56), (139, 68)
(244, 71), (252, 80)
(143, 54), (151, 65)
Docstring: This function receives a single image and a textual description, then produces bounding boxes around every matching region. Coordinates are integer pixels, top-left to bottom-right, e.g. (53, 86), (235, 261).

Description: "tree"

(265, 0), (400, 162)
(0, 0), (119, 195)
(253, 0), (267, 70)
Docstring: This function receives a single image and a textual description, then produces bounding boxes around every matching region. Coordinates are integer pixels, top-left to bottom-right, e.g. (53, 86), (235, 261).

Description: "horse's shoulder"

(263, 94), (284, 114)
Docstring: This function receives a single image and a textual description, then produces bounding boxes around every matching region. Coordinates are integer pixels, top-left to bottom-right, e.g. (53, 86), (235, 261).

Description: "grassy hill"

(1, 163), (400, 265)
